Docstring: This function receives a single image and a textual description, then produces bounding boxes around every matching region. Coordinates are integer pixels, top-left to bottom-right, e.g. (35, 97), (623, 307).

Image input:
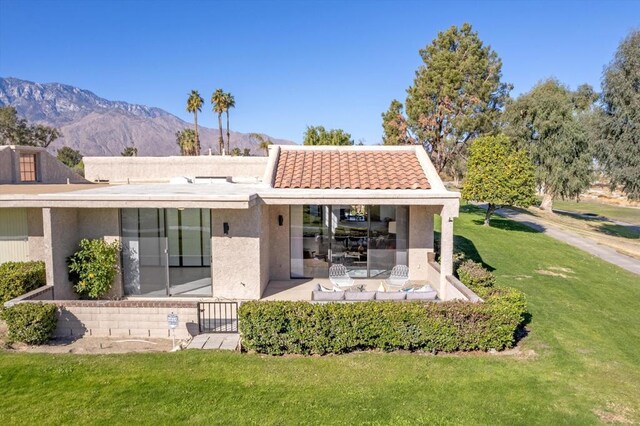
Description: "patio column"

(439, 212), (454, 300)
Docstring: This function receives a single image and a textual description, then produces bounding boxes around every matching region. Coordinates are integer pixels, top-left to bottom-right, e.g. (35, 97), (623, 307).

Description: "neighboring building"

(0, 145), (87, 185)
(0, 145), (465, 302)
(0, 145), (87, 263)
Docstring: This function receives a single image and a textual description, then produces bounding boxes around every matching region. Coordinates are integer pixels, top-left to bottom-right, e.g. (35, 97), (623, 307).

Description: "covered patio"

(261, 278), (432, 301)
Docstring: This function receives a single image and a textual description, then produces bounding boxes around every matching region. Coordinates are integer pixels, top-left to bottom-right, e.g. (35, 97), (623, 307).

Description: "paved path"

(493, 207), (640, 276)
(186, 333), (239, 350)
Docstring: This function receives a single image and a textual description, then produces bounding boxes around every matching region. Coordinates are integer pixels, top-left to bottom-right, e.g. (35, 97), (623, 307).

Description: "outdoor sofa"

(311, 284), (438, 302)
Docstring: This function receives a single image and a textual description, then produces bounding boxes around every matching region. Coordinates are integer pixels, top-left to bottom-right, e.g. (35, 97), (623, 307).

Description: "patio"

(261, 278), (435, 301)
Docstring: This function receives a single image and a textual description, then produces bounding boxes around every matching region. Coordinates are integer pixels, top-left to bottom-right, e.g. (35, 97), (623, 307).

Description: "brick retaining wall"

(54, 301), (199, 339)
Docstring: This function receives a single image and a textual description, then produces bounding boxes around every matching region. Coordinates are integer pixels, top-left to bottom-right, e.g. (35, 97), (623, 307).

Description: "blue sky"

(0, 0), (638, 144)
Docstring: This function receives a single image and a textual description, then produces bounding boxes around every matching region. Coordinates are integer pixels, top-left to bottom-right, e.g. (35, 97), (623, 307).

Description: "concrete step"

(186, 333), (239, 351)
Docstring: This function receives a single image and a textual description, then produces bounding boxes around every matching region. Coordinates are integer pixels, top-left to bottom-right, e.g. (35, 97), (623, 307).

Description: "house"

(1, 144), (475, 337)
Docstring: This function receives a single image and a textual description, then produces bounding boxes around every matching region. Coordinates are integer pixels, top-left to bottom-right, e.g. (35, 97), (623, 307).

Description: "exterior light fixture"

(223, 222), (229, 235)
(278, 215), (284, 226)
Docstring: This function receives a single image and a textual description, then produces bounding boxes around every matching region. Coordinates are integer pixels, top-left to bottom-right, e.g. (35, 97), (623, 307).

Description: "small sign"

(167, 313), (179, 329)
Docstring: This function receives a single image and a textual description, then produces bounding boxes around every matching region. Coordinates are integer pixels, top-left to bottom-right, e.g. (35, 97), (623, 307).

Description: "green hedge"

(457, 259), (496, 288)
(0, 261), (46, 306)
(239, 291), (526, 355)
(1, 303), (58, 344)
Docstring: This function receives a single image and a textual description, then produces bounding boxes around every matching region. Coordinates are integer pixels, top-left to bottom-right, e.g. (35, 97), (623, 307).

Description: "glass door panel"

(122, 236), (169, 296)
(368, 205), (408, 278)
(290, 205), (330, 278)
(331, 205), (368, 278)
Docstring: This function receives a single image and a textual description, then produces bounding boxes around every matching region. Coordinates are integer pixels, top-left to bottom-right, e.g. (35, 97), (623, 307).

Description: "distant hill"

(0, 77), (294, 156)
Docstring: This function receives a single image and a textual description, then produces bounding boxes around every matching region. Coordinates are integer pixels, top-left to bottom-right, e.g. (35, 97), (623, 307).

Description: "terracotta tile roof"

(273, 150), (430, 190)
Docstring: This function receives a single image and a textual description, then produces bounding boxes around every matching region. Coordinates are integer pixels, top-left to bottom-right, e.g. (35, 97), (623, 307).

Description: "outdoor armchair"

(383, 265), (410, 290)
(329, 264), (355, 290)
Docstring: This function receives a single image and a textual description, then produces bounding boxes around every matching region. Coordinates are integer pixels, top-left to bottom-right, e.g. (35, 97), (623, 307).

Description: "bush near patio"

(457, 259), (496, 289)
(239, 291), (526, 355)
(0, 261), (46, 306)
(1, 302), (57, 344)
(67, 239), (121, 299)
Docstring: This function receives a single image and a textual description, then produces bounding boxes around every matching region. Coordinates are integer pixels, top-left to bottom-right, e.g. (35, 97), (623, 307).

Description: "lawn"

(1, 206), (639, 424)
(553, 199), (640, 225)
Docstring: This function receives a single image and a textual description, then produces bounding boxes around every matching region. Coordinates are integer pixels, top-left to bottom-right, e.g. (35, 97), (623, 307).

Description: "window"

(19, 154), (37, 182)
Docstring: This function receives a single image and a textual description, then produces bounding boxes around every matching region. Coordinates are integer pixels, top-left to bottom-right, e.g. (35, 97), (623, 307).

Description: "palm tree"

(211, 89), (226, 155)
(176, 129), (197, 156)
(186, 90), (204, 155)
(223, 92), (235, 154)
(250, 133), (273, 156)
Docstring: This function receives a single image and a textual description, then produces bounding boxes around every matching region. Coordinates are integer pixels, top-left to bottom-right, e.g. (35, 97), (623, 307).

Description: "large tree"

(462, 135), (536, 226)
(186, 90), (204, 155)
(176, 129), (197, 156)
(0, 106), (60, 147)
(405, 23), (511, 174)
(594, 30), (640, 200)
(56, 146), (83, 168)
(504, 79), (595, 211)
(303, 126), (353, 146)
(121, 146), (138, 156)
(211, 89), (227, 155)
(224, 92), (235, 154)
(381, 100), (413, 145)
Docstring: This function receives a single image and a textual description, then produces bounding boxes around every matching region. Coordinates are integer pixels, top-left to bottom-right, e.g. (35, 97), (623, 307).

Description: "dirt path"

(494, 207), (640, 276)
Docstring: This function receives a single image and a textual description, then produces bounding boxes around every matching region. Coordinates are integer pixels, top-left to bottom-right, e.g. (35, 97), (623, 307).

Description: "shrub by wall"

(457, 259), (496, 288)
(0, 261), (46, 306)
(67, 239), (120, 299)
(239, 292), (526, 355)
(1, 303), (58, 344)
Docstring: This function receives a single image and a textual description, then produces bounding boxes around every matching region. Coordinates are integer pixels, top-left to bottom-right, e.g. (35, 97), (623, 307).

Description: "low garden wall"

(51, 300), (199, 339)
(4, 292), (199, 340)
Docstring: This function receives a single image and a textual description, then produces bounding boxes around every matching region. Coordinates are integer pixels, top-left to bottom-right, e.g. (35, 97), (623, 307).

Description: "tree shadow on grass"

(434, 230), (495, 272)
(554, 209), (640, 239)
(462, 204), (543, 233)
(479, 215), (544, 233)
(597, 223), (640, 239)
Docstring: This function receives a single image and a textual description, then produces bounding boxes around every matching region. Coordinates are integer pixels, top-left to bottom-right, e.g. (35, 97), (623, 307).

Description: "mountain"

(0, 77), (294, 156)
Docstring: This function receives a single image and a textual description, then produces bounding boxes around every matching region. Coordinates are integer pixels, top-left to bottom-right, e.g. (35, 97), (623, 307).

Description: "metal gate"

(198, 302), (238, 333)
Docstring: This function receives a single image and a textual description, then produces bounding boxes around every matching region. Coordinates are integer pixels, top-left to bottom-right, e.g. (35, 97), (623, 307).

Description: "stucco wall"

(84, 156), (269, 183)
(259, 204), (270, 296)
(268, 205), (290, 280)
(0, 147), (13, 183)
(211, 205), (264, 299)
(408, 205), (437, 281)
(26, 208), (45, 261)
(77, 208), (123, 298)
(43, 208), (122, 300)
(38, 150), (88, 183)
(43, 208), (79, 299)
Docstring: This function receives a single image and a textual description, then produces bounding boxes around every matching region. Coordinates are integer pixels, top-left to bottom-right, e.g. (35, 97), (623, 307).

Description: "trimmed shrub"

(0, 261), (46, 306)
(457, 260), (496, 288)
(67, 239), (120, 299)
(1, 302), (57, 344)
(239, 292), (527, 355)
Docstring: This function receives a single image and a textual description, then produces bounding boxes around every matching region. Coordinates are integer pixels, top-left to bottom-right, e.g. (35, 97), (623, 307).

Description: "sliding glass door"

(121, 208), (212, 297)
(290, 205), (409, 279)
(290, 205), (330, 278)
(331, 205), (369, 278)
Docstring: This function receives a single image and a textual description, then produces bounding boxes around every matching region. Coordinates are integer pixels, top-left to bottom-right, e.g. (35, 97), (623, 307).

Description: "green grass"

(553, 199), (640, 225)
(1, 206), (639, 424)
